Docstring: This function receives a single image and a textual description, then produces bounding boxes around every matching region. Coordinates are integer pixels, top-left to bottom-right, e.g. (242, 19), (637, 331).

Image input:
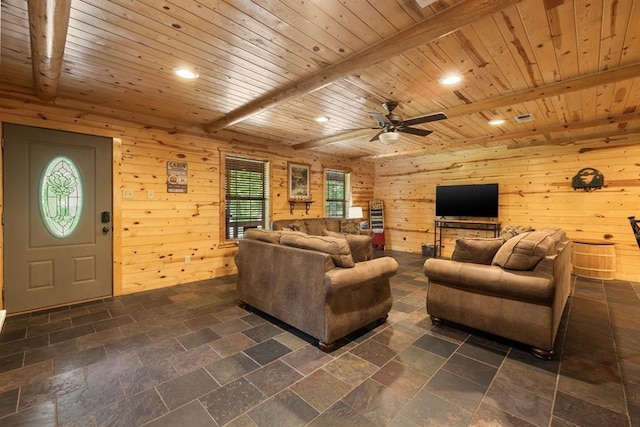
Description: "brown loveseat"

(423, 227), (572, 359)
(235, 228), (398, 350)
(271, 217), (367, 236)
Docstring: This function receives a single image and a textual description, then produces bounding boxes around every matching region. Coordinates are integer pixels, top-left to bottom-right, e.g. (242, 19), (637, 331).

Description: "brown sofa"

(271, 217), (367, 236)
(423, 227), (572, 359)
(235, 228), (398, 350)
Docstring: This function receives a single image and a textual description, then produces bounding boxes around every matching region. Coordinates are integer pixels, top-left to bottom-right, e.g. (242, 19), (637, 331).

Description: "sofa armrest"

(324, 256), (398, 296)
(424, 258), (554, 303)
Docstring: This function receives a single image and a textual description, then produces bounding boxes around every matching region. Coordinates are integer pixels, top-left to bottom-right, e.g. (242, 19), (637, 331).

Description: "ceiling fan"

(368, 101), (447, 144)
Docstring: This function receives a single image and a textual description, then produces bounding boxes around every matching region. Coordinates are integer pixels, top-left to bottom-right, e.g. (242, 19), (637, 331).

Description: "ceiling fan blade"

(402, 112), (448, 127)
(369, 112), (392, 126)
(398, 127), (433, 137)
(369, 129), (385, 142)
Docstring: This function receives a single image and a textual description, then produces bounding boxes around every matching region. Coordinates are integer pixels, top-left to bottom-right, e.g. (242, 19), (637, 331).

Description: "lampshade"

(379, 131), (400, 145)
(348, 206), (363, 219)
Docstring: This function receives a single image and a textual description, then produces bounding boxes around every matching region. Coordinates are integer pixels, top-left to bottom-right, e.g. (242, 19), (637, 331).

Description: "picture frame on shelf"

(288, 162), (311, 201)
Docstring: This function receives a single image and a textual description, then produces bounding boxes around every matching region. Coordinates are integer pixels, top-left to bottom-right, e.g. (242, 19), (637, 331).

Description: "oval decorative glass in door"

(40, 156), (83, 238)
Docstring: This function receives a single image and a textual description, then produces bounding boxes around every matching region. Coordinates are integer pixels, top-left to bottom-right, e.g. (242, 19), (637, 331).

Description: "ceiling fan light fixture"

(439, 74), (462, 86)
(315, 116), (330, 123)
(379, 131), (401, 145)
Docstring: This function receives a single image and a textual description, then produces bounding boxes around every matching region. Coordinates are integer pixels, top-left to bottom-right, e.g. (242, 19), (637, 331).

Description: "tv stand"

(434, 218), (501, 258)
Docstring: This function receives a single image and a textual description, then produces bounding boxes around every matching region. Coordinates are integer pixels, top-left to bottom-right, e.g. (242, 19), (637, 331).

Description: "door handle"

(102, 226), (111, 234)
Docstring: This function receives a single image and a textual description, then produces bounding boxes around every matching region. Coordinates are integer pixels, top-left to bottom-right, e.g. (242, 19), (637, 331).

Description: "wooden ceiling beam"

(297, 62), (640, 150)
(27, 0), (72, 102)
(359, 110), (640, 160)
(203, 0), (520, 134)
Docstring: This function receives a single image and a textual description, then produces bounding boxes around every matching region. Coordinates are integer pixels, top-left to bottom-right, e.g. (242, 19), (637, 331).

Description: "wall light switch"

(147, 190), (154, 199)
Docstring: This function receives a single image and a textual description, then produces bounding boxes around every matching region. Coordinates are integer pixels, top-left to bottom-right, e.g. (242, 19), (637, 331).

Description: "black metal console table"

(433, 218), (501, 258)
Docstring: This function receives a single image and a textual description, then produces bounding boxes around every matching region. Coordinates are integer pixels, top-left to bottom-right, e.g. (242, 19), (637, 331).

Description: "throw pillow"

(537, 227), (566, 244)
(244, 229), (283, 244)
(451, 237), (503, 265)
(339, 219), (361, 234)
(322, 230), (373, 262)
(288, 220), (307, 233)
(492, 231), (555, 270)
(280, 233), (354, 268)
(500, 225), (533, 241)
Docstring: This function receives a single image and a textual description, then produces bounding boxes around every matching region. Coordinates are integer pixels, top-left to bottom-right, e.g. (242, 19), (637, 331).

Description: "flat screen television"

(435, 183), (499, 218)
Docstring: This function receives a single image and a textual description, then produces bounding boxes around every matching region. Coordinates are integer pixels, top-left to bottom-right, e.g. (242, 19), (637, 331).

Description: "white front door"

(3, 124), (113, 313)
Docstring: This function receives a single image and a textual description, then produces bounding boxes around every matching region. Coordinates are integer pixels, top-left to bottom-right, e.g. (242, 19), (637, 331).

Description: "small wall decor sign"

(572, 167), (604, 192)
(167, 161), (188, 193)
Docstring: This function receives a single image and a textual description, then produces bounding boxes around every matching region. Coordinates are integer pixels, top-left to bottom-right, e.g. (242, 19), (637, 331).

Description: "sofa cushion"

(451, 237), (503, 265)
(303, 219), (326, 236)
(280, 233), (355, 268)
(244, 229), (284, 244)
(323, 230), (373, 262)
(339, 219), (361, 234)
(324, 218), (341, 232)
(492, 231), (555, 270)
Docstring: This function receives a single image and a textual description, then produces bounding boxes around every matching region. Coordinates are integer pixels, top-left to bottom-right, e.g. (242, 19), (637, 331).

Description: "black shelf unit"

(433, 218), (501, 258)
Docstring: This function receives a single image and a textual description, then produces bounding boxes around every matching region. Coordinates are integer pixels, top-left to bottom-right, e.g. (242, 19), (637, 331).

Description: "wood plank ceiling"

(1, 0), (639, 160)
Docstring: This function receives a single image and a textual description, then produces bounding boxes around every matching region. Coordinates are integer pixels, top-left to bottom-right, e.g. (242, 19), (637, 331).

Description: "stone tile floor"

(0, 250), (638, 426)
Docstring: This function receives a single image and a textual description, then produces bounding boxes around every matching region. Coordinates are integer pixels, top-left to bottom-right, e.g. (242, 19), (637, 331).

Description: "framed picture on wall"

(288, 162), (311, 201)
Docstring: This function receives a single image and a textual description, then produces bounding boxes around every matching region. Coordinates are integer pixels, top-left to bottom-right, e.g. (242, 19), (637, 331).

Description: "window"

(224, 155), (270, 239)
(325, 169), (350, 218)
(41, 156), (83, 238)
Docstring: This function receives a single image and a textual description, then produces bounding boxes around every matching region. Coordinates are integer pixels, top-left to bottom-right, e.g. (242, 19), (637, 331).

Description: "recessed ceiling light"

(175, 68), (199, 79)
(439, 74), (462, 86)
(489, 118), (506, 126)
(315, 116), (330, 123)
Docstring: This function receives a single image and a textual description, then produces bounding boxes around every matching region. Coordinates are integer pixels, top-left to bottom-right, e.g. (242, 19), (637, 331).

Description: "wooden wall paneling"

(79, 0), (295, 84)
(0, 124), (3, 311)
(64, 9), (280, 114)
(375, 139), (640, 281)
(424, 37), (493, 102)
(0, 101), (374, 299)
(620, 78), (640, 114)
(548, 0), (579, 79)
(495, 3), (546, 89)
(600, 0), (634, 70)
(472, 13), (528, 91)
(620, 1), (640, 64)
(520, 0), (561, 85)
(575, 0), (604, 75)
(447, 28), (510, 99)
(113, 137), (123, 296)
(157, 0), (317, 73)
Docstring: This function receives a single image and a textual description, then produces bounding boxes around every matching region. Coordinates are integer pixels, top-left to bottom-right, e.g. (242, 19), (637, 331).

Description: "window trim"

(220, 152), (270, 243)
(324, 168), (351, 218)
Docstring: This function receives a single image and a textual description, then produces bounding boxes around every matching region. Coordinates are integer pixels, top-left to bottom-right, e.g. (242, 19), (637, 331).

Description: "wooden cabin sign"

(167, 161), (188, 193)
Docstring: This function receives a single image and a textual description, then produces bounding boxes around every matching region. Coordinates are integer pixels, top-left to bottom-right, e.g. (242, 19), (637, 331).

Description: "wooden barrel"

(572, 239), (616, 280)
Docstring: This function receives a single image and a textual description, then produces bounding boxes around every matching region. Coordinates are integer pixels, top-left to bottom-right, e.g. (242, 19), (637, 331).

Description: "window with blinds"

(225, 155), (269, 239)
(325, 169), (348, 218)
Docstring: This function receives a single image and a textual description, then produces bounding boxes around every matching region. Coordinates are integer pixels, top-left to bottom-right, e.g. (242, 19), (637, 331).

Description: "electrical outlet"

(184, 256), (190, 264)
(122, 189), (134, 199)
